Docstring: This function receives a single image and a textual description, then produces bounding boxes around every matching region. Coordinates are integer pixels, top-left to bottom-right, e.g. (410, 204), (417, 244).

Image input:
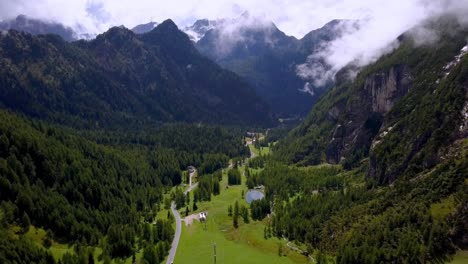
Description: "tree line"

(0, 110), (249, 263)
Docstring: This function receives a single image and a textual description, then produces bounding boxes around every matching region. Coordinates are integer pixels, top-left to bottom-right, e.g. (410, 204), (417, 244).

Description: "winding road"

(166, 169), (197, 264)
(246, 139), (256, 158)
(166, 141), (255, 264)
(167, 202), (181, 264)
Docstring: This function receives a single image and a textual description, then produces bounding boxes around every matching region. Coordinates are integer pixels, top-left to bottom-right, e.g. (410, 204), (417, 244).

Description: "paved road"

(184, 182), (199, 195)
(167, 202), (181, 264)
(185, 170), (198, 194)
(189, 170), (193, 187)
(167, 139), (260, 263)
(246, 140), (256, 158)
(166, 169), (198, 264)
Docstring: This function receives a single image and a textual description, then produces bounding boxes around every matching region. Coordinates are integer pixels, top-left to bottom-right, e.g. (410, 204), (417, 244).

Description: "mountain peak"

(131, 21), (158, 34)
(131, 19), (179, 35)
(158, 19), (179, 31)
(105, 26), (132, 36)
(94, 26), (135, 46)
(15, 14), (28, 23)
(183, 19), (222, 42)
(192, 19), (211, 27)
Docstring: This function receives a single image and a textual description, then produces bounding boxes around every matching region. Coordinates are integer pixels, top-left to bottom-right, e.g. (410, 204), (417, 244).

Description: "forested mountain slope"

(0, 109), (249, 263)
(0, 19), (274, 128)
(193, 19), (345, 117)
(252, 17), (468, 263)
(275, 17), (468, 184)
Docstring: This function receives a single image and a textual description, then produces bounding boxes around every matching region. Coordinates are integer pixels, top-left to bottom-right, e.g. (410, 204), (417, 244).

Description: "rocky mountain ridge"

(275, 17), (468, 184)
(0, 19), (274, 128)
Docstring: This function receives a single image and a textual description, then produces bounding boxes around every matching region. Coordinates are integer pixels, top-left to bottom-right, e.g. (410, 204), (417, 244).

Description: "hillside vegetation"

(0, 20), (273, 129)
(258, 17), (468, 263)
(0, 109), (249, 263)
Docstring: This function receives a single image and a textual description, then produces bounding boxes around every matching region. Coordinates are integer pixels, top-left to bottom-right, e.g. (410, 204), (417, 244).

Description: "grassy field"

(24, 226), (119, 263)
(174, 165), (309, 264)
(24, 226), (76, 260)
(248, 143), (271, 157)
(430, 195), (456, 220)
(450, 250), (468, 264)
(19, 144), (307, 263)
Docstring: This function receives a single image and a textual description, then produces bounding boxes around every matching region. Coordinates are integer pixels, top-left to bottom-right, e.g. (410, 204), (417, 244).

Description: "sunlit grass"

(174, 167), (308, 264)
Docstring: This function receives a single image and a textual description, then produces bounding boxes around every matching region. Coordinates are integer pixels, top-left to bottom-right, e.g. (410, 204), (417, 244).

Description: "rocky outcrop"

(365, 65), (411, 113)
(325, 65), (412, 165)
(458, 95), (468, 139)
(277, 26), (468, 186)
(368, 45), (468, 184)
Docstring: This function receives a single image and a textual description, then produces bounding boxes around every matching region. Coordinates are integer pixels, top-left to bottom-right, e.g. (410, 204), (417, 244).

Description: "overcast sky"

(0, 0), (463, 38)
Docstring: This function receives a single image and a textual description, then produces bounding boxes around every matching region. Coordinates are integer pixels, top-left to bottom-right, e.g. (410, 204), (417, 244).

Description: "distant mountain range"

(0, 15), (78, 41)
(182, 19), (224, 42)
(131, 22), (158, 34)
(134, 14), (348, 117)
(2, 14), (350, 119)
(0, 20), (274, 128)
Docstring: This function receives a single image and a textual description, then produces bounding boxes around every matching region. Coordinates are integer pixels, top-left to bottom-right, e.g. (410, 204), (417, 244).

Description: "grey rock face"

(325, 65), (412, 165)
(364, 65), (411, 113)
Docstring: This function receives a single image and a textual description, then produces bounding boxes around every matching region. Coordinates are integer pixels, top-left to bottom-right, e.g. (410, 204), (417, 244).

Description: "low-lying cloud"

(1, 0), (468, 86)
(200, 13), (280, 58)
(297, 0), (468, 86)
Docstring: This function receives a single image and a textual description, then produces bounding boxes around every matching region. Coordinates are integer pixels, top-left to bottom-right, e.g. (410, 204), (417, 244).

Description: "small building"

(246, 132), (256, 137)
(199, 212), (207, 222)
(187, 166), (196, 173)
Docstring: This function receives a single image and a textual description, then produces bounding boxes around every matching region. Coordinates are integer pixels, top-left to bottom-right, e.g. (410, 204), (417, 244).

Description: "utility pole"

(213, 243), (217, 264)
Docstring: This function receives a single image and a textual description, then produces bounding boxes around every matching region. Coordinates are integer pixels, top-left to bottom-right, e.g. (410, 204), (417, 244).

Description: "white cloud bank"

(296, 0), (468, 86)
(2, 0), (464, 38)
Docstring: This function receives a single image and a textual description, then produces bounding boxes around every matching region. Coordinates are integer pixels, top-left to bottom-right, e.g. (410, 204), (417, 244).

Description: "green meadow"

(174, 147), (309, 264)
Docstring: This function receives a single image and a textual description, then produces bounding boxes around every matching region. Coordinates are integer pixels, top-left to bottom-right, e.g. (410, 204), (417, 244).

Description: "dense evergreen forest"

(274, 19), (468, 176)
(0, 20), (274, 129)
(0, 110), (249, 263)
(246, 17), (468, 263)
(249, 141), (466, 263)
(1, 9), (467, 264)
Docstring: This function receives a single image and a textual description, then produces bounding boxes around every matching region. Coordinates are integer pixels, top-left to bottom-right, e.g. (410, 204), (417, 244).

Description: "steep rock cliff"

(275, 19), (468, 184)
(325, 65), (411, 165)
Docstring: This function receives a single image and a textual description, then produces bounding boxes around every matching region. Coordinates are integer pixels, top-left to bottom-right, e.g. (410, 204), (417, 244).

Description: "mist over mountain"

(129, 15), (349, 118)
(188, 15), (350, 117)
(131, 21), (158, 34)
(2, 13), (354, 119)
(276, 15), (468, 179)
(0, 15), (78, 42)
(1, 12), (352, 119)
(1, 2), (468, 264)
(183, 19), (224, 42)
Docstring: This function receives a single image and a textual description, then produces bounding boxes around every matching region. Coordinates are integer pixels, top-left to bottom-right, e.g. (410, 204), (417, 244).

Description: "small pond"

(245, 190), (264, 204)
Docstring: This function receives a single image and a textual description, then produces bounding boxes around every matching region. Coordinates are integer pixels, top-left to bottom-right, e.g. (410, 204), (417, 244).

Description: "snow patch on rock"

(442, 44), (468, 78)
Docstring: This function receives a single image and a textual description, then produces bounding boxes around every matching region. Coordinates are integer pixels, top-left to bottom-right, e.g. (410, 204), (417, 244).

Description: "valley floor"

(173, 161), (308, 264)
